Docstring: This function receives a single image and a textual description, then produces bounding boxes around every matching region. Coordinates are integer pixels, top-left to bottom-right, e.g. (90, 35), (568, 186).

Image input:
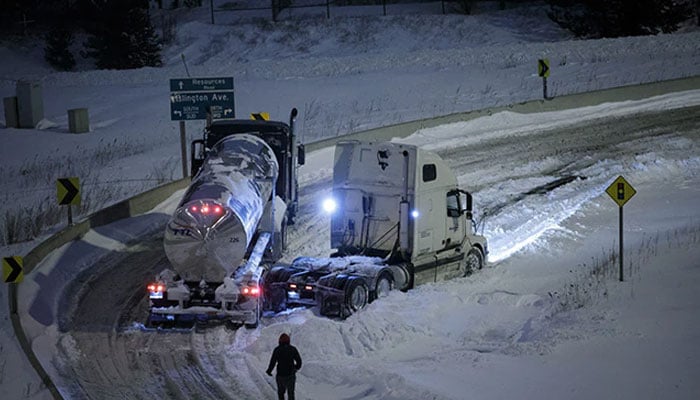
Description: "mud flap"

(319, 292), (342, 317)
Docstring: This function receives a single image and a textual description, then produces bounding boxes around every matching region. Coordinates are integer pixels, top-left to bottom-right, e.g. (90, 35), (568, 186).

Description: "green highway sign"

(169, 77), (235, 121)
(170, 91), (235, 120)
(170, 77), (234, 92)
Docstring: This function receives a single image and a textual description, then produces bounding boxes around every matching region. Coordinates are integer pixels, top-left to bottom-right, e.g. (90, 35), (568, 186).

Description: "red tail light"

(189, 202), (224, 215)
(148, 283), (165, 300)
(148, 284), (165, 292)
(242, 286), (260, 296)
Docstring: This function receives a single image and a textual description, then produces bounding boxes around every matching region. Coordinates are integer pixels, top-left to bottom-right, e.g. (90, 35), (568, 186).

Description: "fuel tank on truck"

(163, 134), (279, 282)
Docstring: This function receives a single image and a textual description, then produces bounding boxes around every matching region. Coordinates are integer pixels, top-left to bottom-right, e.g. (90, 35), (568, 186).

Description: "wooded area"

(0, 0), (696, 71)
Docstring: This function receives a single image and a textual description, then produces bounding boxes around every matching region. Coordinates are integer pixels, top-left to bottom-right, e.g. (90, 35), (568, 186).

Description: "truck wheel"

(343, 277), (368, 318)
(372, 271), (393, 302)
(465, 248), (484, 276)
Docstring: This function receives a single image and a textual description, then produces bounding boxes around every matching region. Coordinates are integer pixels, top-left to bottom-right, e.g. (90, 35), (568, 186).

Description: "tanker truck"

(147, 109), (304, 328)
(265, 140), (488, 318)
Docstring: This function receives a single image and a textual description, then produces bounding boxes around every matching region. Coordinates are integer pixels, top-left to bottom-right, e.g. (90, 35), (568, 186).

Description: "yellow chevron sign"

(57, 177), (81, 206)
(538, 59), (550, 78)
(3, 256), (23, 283)
(251, 112), (270, 121)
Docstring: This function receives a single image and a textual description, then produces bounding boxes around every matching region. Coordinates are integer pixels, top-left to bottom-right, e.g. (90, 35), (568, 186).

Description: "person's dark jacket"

(266, 343), (302, 377)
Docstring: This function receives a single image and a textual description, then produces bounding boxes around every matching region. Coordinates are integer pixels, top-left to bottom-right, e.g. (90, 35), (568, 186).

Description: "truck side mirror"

(297, 144), (305, 166)
(190, 139), (205, 178)
(464, 192), (473, 220)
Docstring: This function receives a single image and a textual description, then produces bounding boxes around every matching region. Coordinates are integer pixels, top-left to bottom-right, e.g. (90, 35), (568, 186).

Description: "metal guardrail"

(7, 74), (700, 399)
(305, 75), (700, 152)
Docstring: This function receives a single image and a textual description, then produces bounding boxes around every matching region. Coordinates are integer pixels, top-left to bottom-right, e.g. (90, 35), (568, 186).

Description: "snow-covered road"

(47, 100), (700, 399)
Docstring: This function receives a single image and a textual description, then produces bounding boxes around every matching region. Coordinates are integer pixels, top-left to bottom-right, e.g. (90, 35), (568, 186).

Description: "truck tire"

(343, 277), (368, 318)
(465, 248), (484, 276)
(371, 271), (393, 302)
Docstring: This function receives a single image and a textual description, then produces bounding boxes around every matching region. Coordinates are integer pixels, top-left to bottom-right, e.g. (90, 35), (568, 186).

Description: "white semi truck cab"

(266, 140), (488, 318)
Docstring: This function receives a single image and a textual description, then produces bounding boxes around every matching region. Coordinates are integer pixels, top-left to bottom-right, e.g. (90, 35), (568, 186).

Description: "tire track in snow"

(54, 232), (234, 399)
(437, 105), (700, 261)
(51, 104), (700, 399)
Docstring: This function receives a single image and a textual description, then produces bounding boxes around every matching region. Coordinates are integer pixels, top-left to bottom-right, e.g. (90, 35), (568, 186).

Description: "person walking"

(266, 333), (302, 400)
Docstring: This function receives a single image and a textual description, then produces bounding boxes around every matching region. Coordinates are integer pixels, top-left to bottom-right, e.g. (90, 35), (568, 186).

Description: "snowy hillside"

(1, 2), (700, 399)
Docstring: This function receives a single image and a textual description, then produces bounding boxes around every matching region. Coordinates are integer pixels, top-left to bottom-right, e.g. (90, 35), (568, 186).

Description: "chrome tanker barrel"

(163, 134), (279, 282)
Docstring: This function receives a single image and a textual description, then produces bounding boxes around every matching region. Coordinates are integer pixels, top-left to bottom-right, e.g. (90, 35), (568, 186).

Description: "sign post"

(605, 175), (637, 281)
(538, 59), (550, 99)
(169, 77), (235, 178)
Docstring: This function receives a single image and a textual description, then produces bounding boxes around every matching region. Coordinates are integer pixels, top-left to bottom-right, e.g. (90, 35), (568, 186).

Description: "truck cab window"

(423, 164), (436, 182)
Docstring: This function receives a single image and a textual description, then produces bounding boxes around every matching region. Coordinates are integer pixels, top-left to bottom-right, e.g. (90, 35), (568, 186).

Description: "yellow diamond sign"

(606, 175), (636, 207)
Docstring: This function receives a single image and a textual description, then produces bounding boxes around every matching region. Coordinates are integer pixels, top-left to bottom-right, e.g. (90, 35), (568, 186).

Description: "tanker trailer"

(148, 133), (287, 329)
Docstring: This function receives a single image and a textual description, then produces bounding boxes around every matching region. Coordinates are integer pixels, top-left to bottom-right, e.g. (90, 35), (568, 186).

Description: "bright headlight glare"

(411, 209), (419, 219)
(322, 198), (337, 213)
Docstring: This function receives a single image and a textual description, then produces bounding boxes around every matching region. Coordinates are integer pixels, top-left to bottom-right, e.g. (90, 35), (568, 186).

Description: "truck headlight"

(322, 198), (337, 214)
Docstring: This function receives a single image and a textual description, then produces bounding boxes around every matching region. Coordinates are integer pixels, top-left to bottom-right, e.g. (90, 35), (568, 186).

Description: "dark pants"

(276, 374), (296, 400)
